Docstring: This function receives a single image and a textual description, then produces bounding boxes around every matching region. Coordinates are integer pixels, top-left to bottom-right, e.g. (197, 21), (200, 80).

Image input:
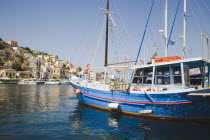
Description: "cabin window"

(135, 69), (143, 76)
(132, 77), (143, 84)
(133, 69), (143, 84)
(143, 68), (152, 84)
(155, 66), (170, 84)
(156, 76), (170, 84)
(157, 67), (170, 75)
(172, 66), (182, 84)
(174, 76), (181, 84)
(132, 68), (153, 84)
(173, 66), (181, 75)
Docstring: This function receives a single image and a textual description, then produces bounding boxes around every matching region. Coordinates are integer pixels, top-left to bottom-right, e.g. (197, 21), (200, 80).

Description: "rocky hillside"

(0, 40), (41, 71)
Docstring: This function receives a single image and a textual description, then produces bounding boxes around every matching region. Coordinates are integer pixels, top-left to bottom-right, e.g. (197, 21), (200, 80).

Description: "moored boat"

(70, 0), (210, 120)
(45, 79), (60, 85)
(18, 78), (45, 85)
(0, 78), (18, 84)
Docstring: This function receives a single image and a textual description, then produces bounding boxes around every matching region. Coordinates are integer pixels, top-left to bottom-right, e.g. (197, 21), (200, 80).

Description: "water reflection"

(107, 115), (120, 128)
(0, 84), (210, 139)
(0, 85), (74, 125)
(69, 102), (210, 140)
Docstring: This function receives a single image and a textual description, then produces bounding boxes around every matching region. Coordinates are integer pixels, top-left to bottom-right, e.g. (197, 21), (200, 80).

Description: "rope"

(194, 0), (210, 29)
(90, 15), (106, 67)
(113, 0), (133, 49)
(167, 0), (181, 48)
(134, 0), (155, 66)
(109, 108), (121, 114)
(188, 1), (202, 34)
(201, 0), (210, 11)
(129, 0), (154, 82)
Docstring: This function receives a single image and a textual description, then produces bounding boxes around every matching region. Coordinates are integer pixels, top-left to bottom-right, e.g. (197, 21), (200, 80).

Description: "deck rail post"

(181, 63), (185, 88)
(152, 66), (156, 91)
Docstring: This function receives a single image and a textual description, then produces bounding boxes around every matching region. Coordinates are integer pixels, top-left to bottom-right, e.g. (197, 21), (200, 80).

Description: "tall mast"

(164, 0), (168, 57)
(104, 0), (109, 67)
(183, 0), (186, 59)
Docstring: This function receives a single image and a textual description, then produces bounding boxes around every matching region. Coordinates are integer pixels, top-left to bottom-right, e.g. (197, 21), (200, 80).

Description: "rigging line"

(188, 0), (202, 32)
(134, 0), (155, 65)
(108, 12), (129, 59)
(73, 5), (103, 65)
(113, 26), (130, 61)
(194, 0), (210, 29)
(201, 0), (210, 11)
(88, 15), (106, 65)
(115, 24), (129, 50)
(167, 0), (181, 48)
(113, 0), (134, 47)
(129, 0), (155, 83)
(90, 15), (106, 67)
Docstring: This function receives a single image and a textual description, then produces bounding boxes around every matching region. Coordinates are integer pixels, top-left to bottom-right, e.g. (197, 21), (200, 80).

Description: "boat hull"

(45, 81), (60, 85)
(71, 82), (210, 120)
(18, 81), (45, 85)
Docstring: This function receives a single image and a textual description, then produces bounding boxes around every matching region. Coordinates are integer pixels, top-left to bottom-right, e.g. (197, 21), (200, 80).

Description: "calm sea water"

(0, 85), (210, 140)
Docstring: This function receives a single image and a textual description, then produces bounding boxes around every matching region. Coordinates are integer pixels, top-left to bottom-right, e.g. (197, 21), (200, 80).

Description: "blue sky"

(0, 0), (210, 68)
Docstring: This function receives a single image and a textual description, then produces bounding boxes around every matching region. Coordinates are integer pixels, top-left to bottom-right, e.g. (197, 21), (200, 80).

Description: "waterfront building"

(37, 55), (44, 59)
(61, 60), (68, 66)
(0, 69), (16, 78)
(44, 55), (51, 62)
(55, 60), (63, 68)
(49, 55), (58, 63)
(52, 67), (65, 79)
(40, 65), (53, 79)
(16, 71), (33, 79)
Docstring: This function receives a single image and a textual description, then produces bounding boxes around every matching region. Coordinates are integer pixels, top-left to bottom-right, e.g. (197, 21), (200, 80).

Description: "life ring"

(145, 88), (156, 92)
(132, 86), (141, 91)
(76, 89), (81, 94)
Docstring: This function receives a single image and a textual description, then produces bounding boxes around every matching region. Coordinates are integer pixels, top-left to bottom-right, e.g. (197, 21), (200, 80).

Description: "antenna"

(183, 0), (187, 59)
(164, 0), (168, 57)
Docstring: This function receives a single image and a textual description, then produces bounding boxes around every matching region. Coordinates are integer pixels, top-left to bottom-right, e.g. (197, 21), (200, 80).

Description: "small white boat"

(45, 79), (60, 85)
(18, 79), (45, 85)
(0, 78), (18, 84)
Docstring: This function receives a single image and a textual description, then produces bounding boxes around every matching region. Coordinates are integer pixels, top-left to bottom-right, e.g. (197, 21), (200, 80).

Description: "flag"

(169, 40), (175, 45)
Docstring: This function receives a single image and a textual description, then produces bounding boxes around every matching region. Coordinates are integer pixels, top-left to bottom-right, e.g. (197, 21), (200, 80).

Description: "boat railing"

(110, 83), (130, 92)
(80, 82), (110, 90)
(130, 84), (184, 92)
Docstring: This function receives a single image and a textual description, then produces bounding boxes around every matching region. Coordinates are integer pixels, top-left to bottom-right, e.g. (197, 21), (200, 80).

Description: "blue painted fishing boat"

(70, 0), (210, 120)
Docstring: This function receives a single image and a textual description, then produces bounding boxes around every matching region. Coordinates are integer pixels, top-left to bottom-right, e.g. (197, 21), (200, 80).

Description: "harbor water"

(0, 85), (210, 140)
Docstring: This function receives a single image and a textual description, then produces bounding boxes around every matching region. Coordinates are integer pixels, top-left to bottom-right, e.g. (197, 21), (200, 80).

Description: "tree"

(76, 67), (82, 72)
(0, 58), (4, 66)
(15, 54), (24, 63)
(0, 43), (5, 50)
(23, 47), (33, 54)
(12, 62), (22, 71)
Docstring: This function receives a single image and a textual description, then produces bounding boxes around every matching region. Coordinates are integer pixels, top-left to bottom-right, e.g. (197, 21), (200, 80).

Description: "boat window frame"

(153, 65), (182, 85)
(132, 68), (153, 85)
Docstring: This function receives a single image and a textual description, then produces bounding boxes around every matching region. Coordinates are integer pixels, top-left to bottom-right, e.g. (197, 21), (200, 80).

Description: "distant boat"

(0, 78), (18, 84)
(45, 79), (60, 85)
(70, 0), (210, 120)
(18, 78), (45, 85)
